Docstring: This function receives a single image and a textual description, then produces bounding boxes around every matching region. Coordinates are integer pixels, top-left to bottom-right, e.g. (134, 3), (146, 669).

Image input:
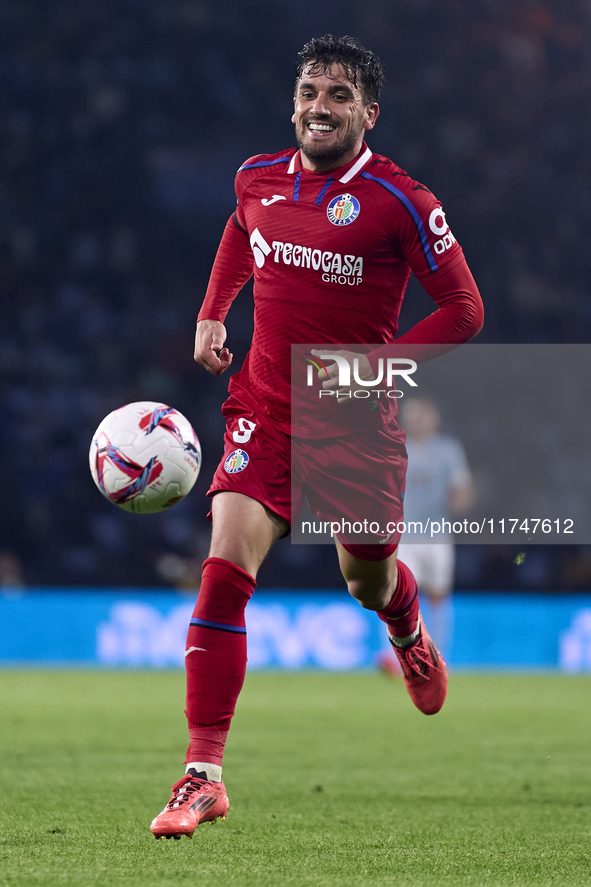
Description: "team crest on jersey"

(327, 193), (360, 226)
(224, 449), (249, 474)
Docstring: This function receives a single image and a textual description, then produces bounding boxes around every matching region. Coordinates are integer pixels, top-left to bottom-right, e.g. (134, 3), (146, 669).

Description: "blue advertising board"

(1, 590), (590, 671)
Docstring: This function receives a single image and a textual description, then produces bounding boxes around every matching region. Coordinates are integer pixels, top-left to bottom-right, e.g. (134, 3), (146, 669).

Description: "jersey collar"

(287, 143), (373, 183)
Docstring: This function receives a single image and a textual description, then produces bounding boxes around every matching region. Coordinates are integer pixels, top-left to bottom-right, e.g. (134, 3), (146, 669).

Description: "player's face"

(401, 399), (441, 440)
(292, 64), (379, 171)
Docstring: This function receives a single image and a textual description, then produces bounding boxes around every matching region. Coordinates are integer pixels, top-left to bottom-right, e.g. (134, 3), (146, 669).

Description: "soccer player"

(392, 396), (475, 657)
(150, 34), (484, 839)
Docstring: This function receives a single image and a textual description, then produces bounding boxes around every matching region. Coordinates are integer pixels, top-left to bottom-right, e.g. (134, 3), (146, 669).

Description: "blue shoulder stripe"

(238, 156), (292, 171)
(360, 171), (439, 272)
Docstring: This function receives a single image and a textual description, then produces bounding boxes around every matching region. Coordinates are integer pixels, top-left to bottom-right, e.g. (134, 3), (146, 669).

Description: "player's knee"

(346, 578), (391, 611)
(208, 538), (261, 579)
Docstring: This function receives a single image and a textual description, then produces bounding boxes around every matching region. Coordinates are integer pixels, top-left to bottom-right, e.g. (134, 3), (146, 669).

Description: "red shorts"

(207, 394), (407, 560)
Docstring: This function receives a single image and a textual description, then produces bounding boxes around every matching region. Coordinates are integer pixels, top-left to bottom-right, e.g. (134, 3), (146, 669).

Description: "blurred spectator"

(396, 396), (475, 655)
(0, 552), (25, 589)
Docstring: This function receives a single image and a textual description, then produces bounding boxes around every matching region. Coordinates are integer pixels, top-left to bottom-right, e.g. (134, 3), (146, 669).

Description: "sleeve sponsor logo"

(428, 207), (456, 255)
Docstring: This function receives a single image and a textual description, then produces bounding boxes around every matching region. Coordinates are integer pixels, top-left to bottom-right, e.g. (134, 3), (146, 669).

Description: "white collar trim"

(287, 152), (298, 174)
(339, 145), (372, 183)
(287, 145), (372, 180)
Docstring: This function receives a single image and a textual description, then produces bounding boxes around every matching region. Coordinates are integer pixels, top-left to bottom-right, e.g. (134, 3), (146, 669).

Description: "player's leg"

(336, 541), (447, 715)
(152, 393), (294, 839)
(188, 396), (292, 775)
(151, 492), (287, 839)
(208, 490), (288, 577)
(375, 540), (426, 675)
(184, 491), (287, 776)
(336, 542), (417, 634)
(300, 424), (447, 713)
(414, 543), (455, 659)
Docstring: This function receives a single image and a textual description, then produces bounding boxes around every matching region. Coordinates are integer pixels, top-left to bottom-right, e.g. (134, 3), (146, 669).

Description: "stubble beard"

(296, 121), (362, 166)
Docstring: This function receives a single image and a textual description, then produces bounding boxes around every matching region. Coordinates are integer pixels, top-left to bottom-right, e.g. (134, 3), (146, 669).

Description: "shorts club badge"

(224, 449), (249, 473)
(327, 193), (360, 226)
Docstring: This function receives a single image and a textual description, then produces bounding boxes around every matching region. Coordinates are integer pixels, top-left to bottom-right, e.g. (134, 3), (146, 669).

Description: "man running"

(150, 34), (483, 839)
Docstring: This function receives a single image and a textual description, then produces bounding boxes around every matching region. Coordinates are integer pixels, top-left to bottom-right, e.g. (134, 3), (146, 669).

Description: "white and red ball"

(89, 401), (201, 513)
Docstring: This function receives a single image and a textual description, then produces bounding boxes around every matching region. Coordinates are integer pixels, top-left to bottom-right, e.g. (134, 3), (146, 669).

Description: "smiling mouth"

(307, 122), (336, 133)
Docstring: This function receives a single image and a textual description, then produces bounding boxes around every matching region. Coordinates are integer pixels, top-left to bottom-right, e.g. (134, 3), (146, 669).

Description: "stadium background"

(1, 0), (590, 667)
(2, 9), (591, 885)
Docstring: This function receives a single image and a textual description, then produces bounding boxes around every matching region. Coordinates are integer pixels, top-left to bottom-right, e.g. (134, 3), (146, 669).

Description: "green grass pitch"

(0, 671), (590, 886)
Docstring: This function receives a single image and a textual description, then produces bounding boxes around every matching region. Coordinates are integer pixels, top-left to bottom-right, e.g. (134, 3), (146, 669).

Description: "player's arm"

(374, 184), (483, 362)
(395, 257), (484, 348)
(363, 255), (483, 376)
(449, 477), (476, 514)
(195, 211), (253, 375)
(317, 258), (483, 397)
(447, 438), (476, 514)
(315, 190), (483, 397)
(194, 319), (233, 375)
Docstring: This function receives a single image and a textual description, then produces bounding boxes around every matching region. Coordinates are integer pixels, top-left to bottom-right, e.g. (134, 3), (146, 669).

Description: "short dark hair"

(295, 34), (384, 104)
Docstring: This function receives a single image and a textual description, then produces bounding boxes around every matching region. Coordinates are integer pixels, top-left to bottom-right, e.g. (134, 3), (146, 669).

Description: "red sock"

(377, 559), (420, 639)
(184, 557), (256, 767)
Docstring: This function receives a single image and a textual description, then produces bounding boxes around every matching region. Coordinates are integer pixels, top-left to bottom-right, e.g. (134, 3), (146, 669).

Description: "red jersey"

(198, 143), (483, 438)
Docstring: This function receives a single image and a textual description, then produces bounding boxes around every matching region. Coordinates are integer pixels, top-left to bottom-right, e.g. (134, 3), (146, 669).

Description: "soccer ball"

(89, 402), (201, 513)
